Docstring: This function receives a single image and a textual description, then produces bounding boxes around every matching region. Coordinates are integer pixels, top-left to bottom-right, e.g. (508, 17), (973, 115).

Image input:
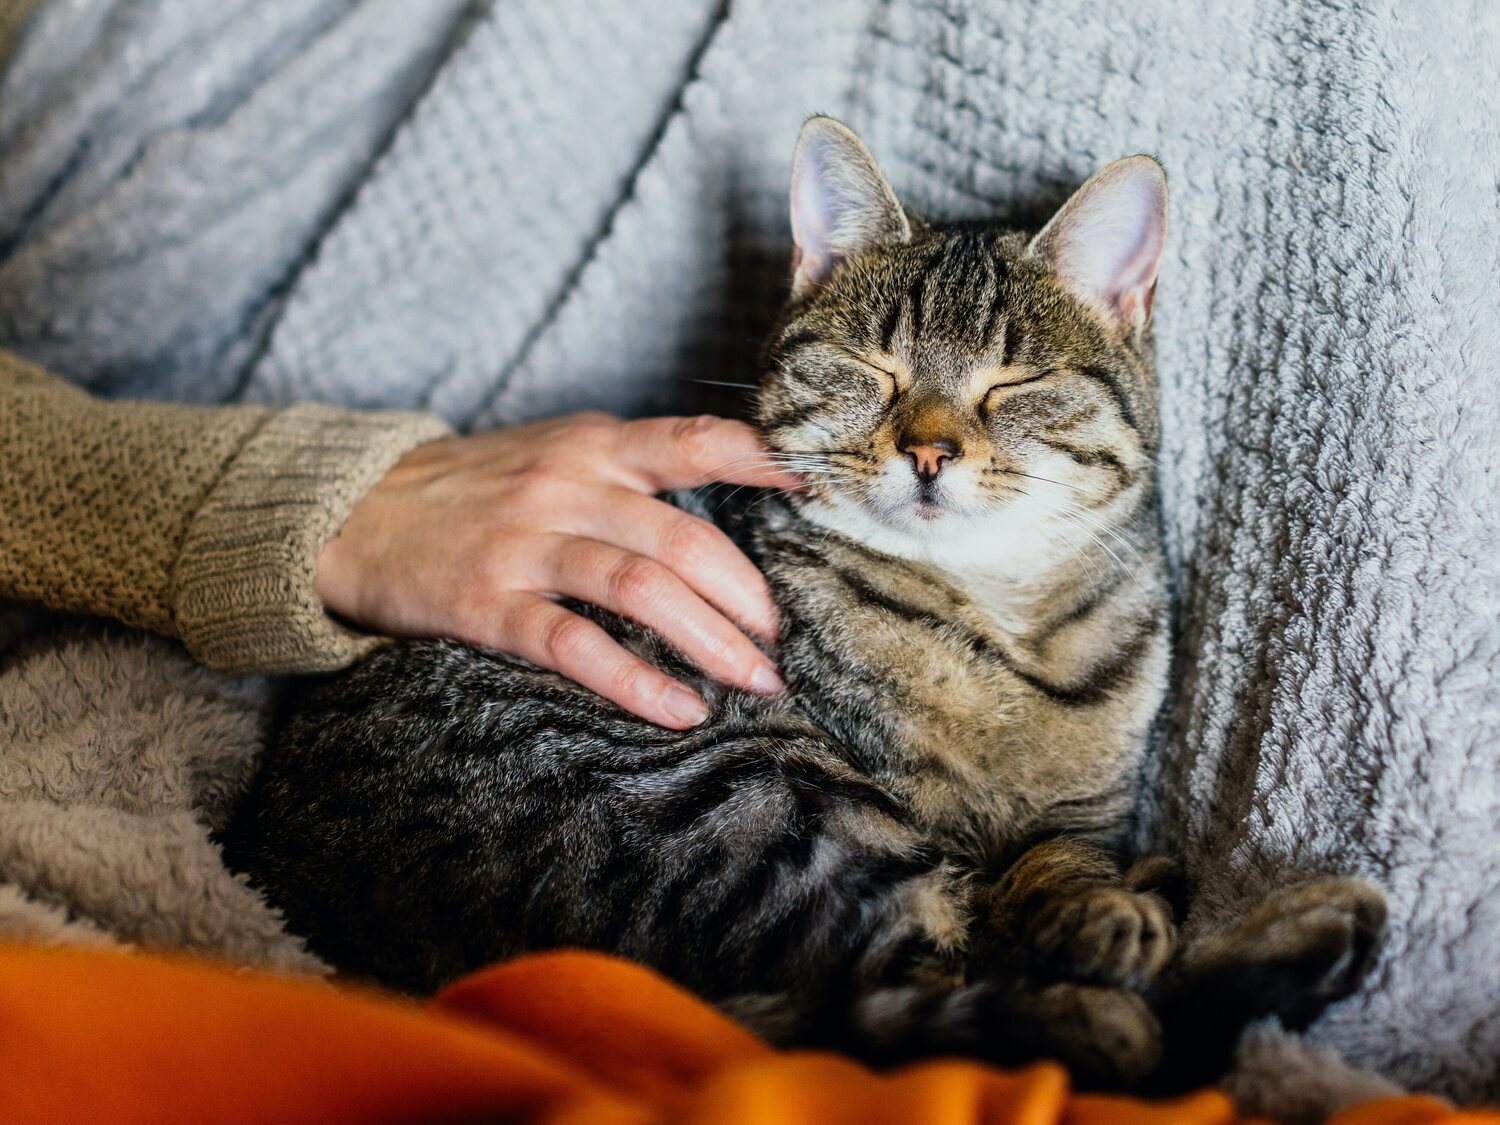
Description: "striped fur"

(221, 119), (1382, 1090)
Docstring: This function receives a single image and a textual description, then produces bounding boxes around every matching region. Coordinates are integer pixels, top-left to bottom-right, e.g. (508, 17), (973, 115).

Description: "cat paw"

(1026, 983), (1162, 1088)
(1194, 877), (1387, 1030)
(1025, 884), (1178, 989)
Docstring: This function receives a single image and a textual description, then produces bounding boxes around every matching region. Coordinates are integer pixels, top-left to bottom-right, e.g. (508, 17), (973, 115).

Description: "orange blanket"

(0, 944), (1489, 1125)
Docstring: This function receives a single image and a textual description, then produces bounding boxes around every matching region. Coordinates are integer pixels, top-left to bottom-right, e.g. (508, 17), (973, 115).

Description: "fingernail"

(662, 684), (709, 727)
(748, 664), (786, 695)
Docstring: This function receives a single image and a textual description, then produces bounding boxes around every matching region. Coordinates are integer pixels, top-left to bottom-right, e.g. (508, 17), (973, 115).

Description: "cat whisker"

(1024, 495), (1130, 573)
(676, 376), (760, 390)
(1049, 511), (1140, 585)
(739, 485), (820, 519)
(727, 464), (855, 482)
(752, 447), (875, 465)
(1001, 489), (1114, 586)
(705, 469), (854, 517)
(1046, 499), (1146, 568)
(994, 469), (1090, 495)
(995, 471), (1146, 568)
(795, 449), (875, 463)
(705, 452), (843, 474)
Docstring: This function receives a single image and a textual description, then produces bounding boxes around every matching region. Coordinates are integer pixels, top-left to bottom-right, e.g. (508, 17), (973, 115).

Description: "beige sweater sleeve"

(0, 351), (453, 673)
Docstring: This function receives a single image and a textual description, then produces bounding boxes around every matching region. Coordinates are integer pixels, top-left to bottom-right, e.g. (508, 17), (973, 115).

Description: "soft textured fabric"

(0, 352), (451, 670)
(0, 617), (326, 972)
(0, 0), (1496, 1112)
(0, 943), (1492, 1125)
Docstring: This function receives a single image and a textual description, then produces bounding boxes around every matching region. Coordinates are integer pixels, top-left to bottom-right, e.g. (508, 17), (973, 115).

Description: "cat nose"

(900, 438), (961, 483)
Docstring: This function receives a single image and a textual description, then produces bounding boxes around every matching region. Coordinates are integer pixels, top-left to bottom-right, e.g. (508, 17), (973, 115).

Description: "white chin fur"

(798, 458), (1094, 588)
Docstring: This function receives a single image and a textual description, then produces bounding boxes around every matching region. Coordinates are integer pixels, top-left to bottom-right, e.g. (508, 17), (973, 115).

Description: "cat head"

(759, 116), (1166, 570)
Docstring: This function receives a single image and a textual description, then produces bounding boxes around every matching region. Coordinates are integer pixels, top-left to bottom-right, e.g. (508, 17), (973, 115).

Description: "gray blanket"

(1, 0), (1497, 1113)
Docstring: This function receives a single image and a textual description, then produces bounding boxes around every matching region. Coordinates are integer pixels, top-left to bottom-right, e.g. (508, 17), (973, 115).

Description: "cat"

(221, 117), (1385, 1090)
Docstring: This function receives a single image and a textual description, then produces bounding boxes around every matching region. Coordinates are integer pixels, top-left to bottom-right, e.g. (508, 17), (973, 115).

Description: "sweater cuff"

(172, 404), (453, 674)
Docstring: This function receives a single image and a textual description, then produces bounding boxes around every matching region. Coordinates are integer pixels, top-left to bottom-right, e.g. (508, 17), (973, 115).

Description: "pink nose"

(901, 440), (960, 483)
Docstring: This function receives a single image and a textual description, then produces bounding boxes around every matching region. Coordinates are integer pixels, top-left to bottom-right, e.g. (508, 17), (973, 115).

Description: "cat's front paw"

(1025, 884), (1177, 989)
(1190, 877), (1386, 1029)
(1024, 982), (1162, 1089)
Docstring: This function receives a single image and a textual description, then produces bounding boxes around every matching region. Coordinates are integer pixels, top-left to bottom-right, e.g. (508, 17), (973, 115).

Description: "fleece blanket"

(0, 0), (1497, 1113)
(2, 943), (1490, 1125)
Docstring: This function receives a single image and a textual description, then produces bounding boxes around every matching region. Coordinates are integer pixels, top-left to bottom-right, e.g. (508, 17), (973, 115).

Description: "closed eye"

(840, 349), (899, 400)
(984, 368), (1054, 402)
(988, 369), (1053, 393)
(978, 369), (1058, 421)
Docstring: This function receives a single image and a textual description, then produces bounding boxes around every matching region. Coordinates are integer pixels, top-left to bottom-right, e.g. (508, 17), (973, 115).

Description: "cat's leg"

(985, 837), (1179, 990)
(844, 861), (1164, 1088)
(1149, 877), (1387, 1092)
(721, 854), (1162, 1089)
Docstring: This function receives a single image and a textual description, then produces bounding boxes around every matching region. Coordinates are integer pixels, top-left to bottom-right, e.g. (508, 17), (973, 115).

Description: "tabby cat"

(222, 118), (1384, 1090)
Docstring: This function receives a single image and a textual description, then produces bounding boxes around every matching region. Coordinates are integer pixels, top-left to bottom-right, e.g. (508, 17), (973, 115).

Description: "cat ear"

(1029, 156), (1168, 337)
(790, 116), (911, 299)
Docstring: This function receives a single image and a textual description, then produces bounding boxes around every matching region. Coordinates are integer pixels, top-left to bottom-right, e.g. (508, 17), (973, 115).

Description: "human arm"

(2, 353), (798, 726)
(0, 350), (451, 672)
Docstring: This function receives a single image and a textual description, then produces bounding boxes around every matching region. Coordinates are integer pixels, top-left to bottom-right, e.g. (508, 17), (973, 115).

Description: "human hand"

(315, 413), (801, 728)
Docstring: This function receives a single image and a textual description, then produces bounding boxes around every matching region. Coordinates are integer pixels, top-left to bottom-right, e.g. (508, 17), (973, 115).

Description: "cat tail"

(847, 976), (1162, 1089)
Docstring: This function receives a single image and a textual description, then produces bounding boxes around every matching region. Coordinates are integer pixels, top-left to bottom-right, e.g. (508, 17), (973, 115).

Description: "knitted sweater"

(0, 351), (450, 672)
